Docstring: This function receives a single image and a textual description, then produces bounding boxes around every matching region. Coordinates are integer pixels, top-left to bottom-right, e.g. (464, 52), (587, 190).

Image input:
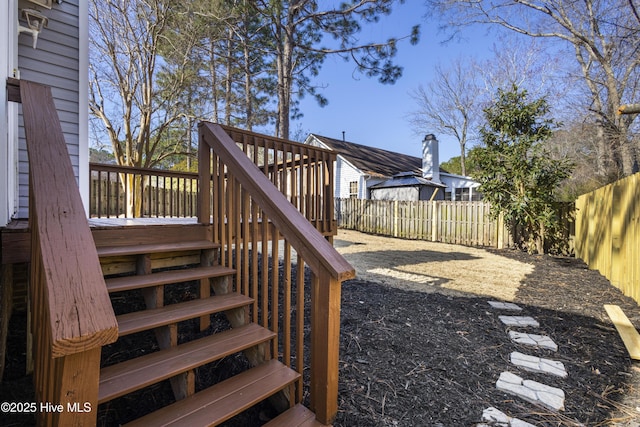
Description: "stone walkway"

(476, 301), (569, 427)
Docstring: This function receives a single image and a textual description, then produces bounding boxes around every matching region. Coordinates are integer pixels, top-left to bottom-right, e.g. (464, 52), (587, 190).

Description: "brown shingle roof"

(310, 135), (422, 178)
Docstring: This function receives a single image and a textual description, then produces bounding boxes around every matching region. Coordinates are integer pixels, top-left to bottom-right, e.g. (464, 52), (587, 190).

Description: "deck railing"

(219, 124), (337, 236)
(89, 126), (337, 238)
(19, 80), (118, 425)
(198, 122), (355, 424)
(89, 163), (199, 218)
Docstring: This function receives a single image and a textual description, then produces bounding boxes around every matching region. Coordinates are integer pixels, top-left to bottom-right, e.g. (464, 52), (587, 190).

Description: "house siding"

(16, 0), (81, 218)
(335, 158), (363, 199)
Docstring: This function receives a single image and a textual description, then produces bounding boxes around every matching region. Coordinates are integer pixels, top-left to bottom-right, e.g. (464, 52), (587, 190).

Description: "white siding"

(16, 0), (81, 218)
(335, 158), (363, 199)
(440, 173), (481, 201)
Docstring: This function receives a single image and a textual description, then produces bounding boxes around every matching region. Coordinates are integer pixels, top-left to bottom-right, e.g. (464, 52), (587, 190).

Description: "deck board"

(604, 304), (640, 360)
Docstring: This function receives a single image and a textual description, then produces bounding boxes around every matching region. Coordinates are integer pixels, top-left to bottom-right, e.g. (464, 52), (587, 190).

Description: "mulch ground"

(2, 248), (640, 426)
(334, 249), (640, 426)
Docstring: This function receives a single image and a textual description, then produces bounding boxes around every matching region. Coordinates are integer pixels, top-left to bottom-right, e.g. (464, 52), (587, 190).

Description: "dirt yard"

(334, 229), (534, 301)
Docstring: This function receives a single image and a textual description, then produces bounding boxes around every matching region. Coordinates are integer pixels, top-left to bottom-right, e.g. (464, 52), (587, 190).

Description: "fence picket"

(335, 198), (572, 250)
(575, 172), (640, 304)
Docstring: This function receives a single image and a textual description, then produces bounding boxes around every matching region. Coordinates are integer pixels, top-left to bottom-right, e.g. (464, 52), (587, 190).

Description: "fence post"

(497, 212), (505, 249)
(431, 202), (438, 242)
(393, 200), (399, 237)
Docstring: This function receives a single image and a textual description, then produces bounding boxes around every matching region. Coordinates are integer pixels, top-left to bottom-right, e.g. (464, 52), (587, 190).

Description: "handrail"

(198, 122), (355, 424)
(199, 122), (353, 281)
(20, 80), (118, 424)
(90, 162), (199, 178)
(219, 123), (335, 156)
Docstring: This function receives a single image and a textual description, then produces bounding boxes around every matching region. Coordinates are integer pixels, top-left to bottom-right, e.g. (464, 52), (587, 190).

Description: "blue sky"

(292, 2), (499, 163)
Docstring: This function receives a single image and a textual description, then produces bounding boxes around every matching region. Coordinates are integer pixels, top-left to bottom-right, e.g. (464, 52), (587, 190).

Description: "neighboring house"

(1, 0), (86, 226)
(303, 133), (481, 201)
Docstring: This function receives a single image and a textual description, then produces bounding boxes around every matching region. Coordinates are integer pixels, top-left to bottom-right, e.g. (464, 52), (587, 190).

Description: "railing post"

(198, 130), (211, 224)
(310, 269), (342, 425)
(50, 347), (102, 426)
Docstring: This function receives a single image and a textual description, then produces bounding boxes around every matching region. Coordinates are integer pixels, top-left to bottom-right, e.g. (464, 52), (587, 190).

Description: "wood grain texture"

(605, 304), (640, 360)
(123, 359), (300, 427)
(21, 80), (118, 356)
(263, 404), (327, 427)
(200, 122), (354, 282)
(99, 323), (275, 403)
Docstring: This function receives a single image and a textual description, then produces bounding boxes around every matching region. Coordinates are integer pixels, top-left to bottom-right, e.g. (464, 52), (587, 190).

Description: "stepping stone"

(508, 331), (558, 351)
(488, 301), (523, 311)
(480, 407), (538, 427)
(496, 371), (565, 411)
(510, 352), (567, 378)
(499, 316), (540, 327)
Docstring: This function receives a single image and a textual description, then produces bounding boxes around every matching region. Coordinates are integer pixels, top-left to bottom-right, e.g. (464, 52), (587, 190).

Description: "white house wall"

(440, 173), (481, 201)
(334, 157), (364, 198)
(16, 0), (85, 218)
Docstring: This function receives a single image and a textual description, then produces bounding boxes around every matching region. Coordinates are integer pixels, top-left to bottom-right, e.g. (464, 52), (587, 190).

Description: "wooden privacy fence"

(335, 198), (513, 248)
(575, 172), (640, 304)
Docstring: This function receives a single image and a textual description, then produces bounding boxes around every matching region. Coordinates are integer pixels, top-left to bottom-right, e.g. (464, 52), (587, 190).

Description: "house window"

(455, 188), (470, 201)
(349, 181), (358, 198)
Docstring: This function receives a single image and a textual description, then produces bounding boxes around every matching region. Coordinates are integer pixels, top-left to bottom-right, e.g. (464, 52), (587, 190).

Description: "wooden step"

(263, 404), (327, 426)
(99, 323), (275, 403)
(105, 265), (235, 293)
(97, 240), (219, 258)
(123, 359), (300, 427)
(117, 293), (253, 336)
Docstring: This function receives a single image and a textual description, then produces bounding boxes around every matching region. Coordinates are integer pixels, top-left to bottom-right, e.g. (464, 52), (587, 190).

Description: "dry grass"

(335, 229), (534, 301)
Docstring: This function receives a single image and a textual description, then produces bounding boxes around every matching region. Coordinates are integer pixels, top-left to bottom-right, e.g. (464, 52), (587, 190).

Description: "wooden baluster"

(283, 241), (292, 367)
(296, 256), (305, 403)
(242, 188), (250, 297)
(270, 227), (279, 358)
(251, 200), (259, 321)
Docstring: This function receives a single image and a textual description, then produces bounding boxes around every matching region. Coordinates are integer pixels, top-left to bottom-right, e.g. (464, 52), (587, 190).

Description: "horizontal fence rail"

(89, 163), (199, 218)
(199, 122), (354, 424)
(575, 172), (640, 304)
(336, 198), (513, 248)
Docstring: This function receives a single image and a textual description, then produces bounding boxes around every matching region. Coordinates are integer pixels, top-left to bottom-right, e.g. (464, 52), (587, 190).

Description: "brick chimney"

(422, 134), (440, 183)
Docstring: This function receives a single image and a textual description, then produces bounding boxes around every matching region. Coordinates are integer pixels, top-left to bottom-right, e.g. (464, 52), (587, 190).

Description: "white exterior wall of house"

(305, 135), (367, 199)
(440, 172), (481, 201)
(334, 157), (365, 198)
(7, 0), (87, 222)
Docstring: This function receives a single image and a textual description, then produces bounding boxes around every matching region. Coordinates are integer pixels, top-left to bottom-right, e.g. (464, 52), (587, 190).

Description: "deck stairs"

(93, 225), (324, 426)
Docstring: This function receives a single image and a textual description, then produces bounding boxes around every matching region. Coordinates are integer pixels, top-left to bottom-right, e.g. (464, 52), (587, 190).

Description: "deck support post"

(310, 270), (341, 425)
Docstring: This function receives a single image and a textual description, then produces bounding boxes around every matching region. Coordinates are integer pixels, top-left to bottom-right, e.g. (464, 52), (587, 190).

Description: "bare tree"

(476, 36), (566, 110)
(89, 0), (186, 215)
(426, 0), (640, 176)
(408, 59), (480, 176)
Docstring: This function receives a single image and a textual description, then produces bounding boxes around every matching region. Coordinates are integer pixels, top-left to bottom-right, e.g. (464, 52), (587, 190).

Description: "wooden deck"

(3, 82), (349, 425)
(88, 217), (200, 227)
